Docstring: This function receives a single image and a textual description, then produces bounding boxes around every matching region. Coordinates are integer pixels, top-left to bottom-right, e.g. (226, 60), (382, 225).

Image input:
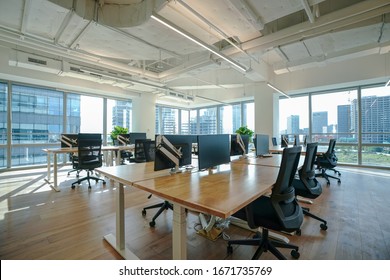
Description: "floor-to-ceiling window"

(11, 84), (64, 166)
(279, 95), (309, 143)
(0, 82), (7, 168)
(311, 89), (358, 164)
(360, 85), (390, 167)
(1, 80), (132, 169)
(279, 83), (389, 168)
(107, 99), (132, 143)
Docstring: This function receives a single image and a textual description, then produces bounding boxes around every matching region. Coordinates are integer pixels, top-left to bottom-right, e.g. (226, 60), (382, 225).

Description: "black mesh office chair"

(315, 139), (341, 185)
(71, 133), (106, 189)
(227, 146), (303, 260)
(293, 142), (328, 230)
(141, 140), (174, 227)
(133, 139), (149, 163)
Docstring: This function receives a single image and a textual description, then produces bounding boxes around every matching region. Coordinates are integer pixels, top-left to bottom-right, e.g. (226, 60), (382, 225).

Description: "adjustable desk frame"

(43, 145), (134, 191)
(96, 162), (280, 260)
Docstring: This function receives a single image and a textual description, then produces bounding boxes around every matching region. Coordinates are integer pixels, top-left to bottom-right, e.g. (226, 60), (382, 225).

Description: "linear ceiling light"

(267, 82), (291, 98)
(151, 14), (247, 72)
(385, 78), (390, 87)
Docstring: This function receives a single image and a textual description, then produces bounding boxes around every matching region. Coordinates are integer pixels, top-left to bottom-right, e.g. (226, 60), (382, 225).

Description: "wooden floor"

(0, 164), (389, 260)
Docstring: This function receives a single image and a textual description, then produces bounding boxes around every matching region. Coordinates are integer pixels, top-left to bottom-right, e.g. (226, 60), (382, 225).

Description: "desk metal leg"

(53, 153), (59, 191)
(104, 183), (139, 260)
(47, 152), (51, 180)
(172, 203), (187, 260)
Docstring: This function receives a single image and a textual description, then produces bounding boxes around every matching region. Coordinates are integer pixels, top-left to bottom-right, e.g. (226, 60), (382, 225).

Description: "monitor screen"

(197, 134), (230, 170)
(129, 132), (147, 145)
(255, 134), (270, 157)
(60, 133), (78, 148)
(154, 134), (193, 171)
(230, 134), (249, 156)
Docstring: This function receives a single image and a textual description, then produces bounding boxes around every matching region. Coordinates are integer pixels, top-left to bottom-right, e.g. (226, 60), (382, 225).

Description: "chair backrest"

(134, 139), (151, 162)
(272, 137), (277, 146)
(77, 133), (102, 169)
(323, 139), (338, 166)
(143, 140), (155, 162)
(271, 146), (303, 230)
(299, 142), (322, 196)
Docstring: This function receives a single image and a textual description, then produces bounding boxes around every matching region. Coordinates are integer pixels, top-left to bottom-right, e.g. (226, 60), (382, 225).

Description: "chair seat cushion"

(233, 196), (295, 232)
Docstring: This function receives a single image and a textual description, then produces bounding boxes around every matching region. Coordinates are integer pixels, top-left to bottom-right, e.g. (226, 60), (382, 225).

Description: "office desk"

(43, 145), (134, 191)
(96, 162), (172, 259)
(232, 154), (305, 168)
(97, 162), (280, 260)
(269, 145), (327, 154)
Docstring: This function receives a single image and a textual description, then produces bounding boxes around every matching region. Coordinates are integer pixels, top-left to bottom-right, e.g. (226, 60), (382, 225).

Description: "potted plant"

(235, 125), (254, 141)
(110, 126), (128, 145)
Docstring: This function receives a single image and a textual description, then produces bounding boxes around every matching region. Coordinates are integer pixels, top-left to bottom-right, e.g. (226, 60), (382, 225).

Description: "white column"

(254, 85), (279, 144)
(131, 93), (156, 138)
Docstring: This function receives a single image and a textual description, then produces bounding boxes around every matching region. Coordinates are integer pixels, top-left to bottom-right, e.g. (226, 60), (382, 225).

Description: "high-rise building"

(352, 95), (390, 143)
(287, 115), (300, 134)
(312, 111), (328, 133)
(337, 105), (351, 133)
(112, 101), (132, 130)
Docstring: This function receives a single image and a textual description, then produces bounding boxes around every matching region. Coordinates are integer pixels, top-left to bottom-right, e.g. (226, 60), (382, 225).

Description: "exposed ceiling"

(0, 0), (389, 105)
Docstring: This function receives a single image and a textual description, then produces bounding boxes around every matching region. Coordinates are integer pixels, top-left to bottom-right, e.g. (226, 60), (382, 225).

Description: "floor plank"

(0, 165), (389, 260)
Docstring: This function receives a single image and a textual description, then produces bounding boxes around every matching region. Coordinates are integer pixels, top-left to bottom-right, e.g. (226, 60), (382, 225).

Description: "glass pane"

(66, 93), (81, 134)
(11, 145), (48, 166)
(79, 95), (103, 133)
(361, 86), (390, 144)
(220, 104), (241, 134)
(155, 107), (160, 134)
(243, 102), (254, 133)
(0, 147), (5, 168)
(11, 84), (63, 145)
(0, 82), (7, 146)
(199, 107), (217, 134)
(190, 109), (197, 134)
(219, 105), (233, 134)
(361, 145), (390, 167)
(107, 99), (132, 143)
(311, 90), (358, 145)
(161, 107), (178, 134)
(181, 110), (190, 134)
(279, 96), (309, 141)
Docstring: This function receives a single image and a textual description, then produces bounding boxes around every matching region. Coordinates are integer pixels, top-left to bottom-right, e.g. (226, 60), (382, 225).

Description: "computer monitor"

(230, 134), (249, 156)
(255, 134), (270, 157)
(154, 134), (193, 172)
(129, 132), (147, 145)
(60, 133), (78, 148)
(197, 134), (230, 170)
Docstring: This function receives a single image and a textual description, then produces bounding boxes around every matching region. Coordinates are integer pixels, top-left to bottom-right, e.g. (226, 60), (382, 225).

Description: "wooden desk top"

(96, 162), (170, 186)
(132, 163), (279, 219)
(269, 145), (326, 155)
(232, 154), (305, 168)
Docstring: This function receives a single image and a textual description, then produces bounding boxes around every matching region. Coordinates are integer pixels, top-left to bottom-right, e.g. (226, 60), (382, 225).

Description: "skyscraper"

(287, 115), (300, 134)
(312, 111), (328, 133)
(352, 95), (390, 143)
(112, 101), (132, 130)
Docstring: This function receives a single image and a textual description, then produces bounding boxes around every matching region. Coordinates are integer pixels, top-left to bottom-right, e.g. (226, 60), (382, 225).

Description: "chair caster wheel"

(320, 223), (328, 230)
(227, 245), (233, 255)
(142, 209), (146, 216)
(71, 185), (76, 189)
(337, 180), (341, 184)
(296, 229), (302, 236)
(291, 250), (300, 259)
(103, 181), (106, 185)
(149, 221), (156, 227)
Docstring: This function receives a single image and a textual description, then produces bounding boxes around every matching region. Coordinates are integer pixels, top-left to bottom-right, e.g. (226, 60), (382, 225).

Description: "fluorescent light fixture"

(151, 14), (247, 72)
(385, 78), (390, 87)
(267, 82), (290, 98)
